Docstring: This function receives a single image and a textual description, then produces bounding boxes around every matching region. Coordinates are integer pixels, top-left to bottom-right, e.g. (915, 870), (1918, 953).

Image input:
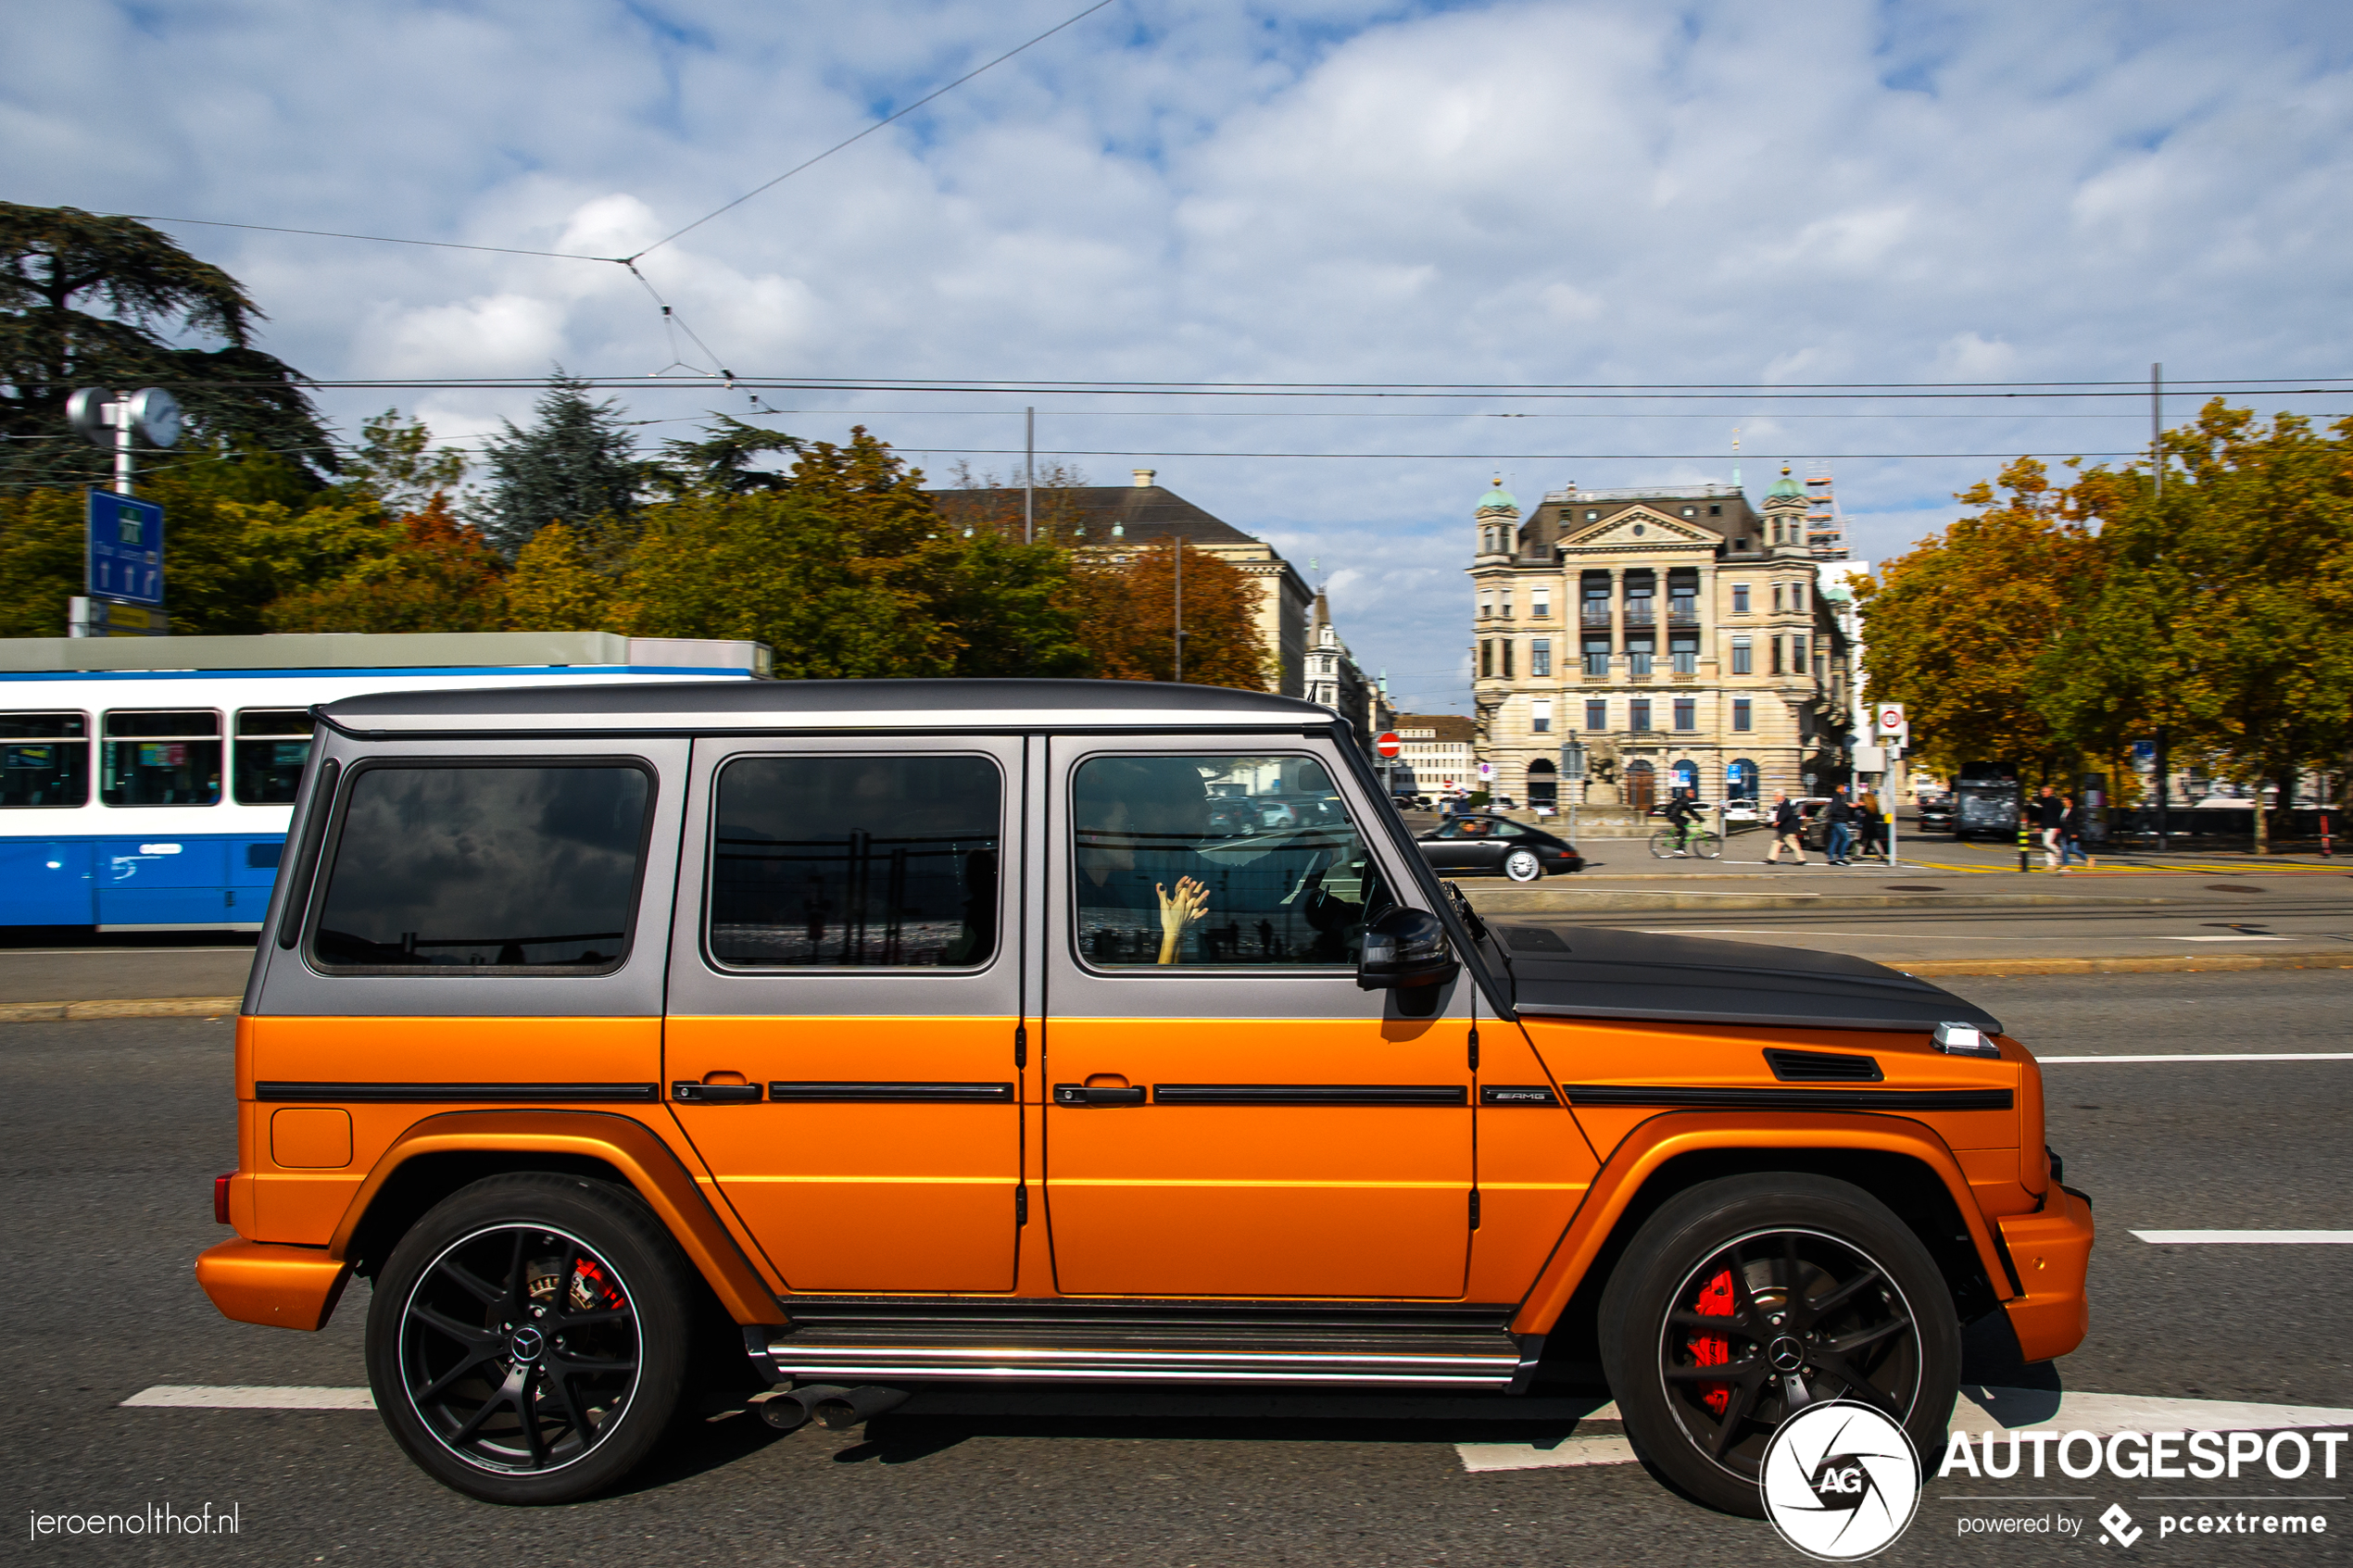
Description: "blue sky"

(8, 0), (2352, 710)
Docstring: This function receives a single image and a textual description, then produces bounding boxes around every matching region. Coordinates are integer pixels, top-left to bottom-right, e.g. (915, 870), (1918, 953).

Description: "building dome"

(1477, 478), (1518, 512)
(1767, 465), (1805, 500)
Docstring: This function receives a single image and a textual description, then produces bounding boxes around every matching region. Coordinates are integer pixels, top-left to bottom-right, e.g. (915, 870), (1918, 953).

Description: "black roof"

(929, 484), (1260, 547)
(319, 677), (1326, 736)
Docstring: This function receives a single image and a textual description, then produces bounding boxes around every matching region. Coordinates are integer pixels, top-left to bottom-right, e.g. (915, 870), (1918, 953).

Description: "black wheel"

(366, 1173), (695, 1504)
(1503, 847), (1544, 882)
(1599, 1174), (1958, 1517)
(1686, 832), (1722, 861)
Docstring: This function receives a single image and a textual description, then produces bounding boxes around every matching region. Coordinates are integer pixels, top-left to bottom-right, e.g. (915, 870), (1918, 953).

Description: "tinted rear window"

(311, 764), (650, 971)
(710, 754), (1000, 968)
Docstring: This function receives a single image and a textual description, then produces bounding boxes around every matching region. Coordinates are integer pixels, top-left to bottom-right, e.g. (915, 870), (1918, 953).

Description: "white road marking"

(2133, 1230), (2353, 1245)
(2164, 935), (2288, 942)
(121, 1385), (375, 1410)
(2039, 1052), (2353, 1063)
(1457, 1389), (2353, 1473)
(1952, 1387), (2353, 1436)
(1457, 1435), (1638, 1472)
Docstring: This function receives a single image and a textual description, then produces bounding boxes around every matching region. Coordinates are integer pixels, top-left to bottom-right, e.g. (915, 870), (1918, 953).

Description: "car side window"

(1488, 820), (1529, 838)
(310, 763), (650, 972)
(1071, 753), (1389, 968)
(707, 754), (1000, 969)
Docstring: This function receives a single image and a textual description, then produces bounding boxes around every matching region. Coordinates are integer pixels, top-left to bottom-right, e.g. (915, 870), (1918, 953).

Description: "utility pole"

(1172, 535), (1186, 683)
(2154, 726), (2170, 852)
(1023, 407), (1035, 545)
(2151, 362), (2163, 499)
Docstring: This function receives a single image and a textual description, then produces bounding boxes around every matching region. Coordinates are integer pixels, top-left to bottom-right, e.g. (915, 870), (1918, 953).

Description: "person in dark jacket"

(1765, 792), (1807, 865)
(2059, 793), (2096, 872)
(1825, 788), (1856, 865)
(1856, 787), (1887, 859)
(2035, 784), (2068, 870)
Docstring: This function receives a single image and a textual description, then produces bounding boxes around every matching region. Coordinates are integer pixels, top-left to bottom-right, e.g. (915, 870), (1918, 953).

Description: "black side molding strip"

(768, 1081), (1016, 1103)
(255, 1082), (661, 1103)
(1152, 1084), (1467, 1107)
(1562, 1085), (2013, 1112)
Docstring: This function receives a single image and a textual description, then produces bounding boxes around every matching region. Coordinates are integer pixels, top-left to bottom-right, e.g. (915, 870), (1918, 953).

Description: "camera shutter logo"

(1759, 1400), (1922, 1561)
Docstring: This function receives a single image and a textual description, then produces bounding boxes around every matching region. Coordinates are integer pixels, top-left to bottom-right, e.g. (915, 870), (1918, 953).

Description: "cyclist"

(1661, 788), (1703, 855)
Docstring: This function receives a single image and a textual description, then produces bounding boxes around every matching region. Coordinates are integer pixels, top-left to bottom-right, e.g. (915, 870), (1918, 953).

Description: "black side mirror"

(1357, 907), (1459, 991)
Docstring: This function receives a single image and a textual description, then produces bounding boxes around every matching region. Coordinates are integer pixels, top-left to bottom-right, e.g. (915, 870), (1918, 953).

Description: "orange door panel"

(1042, 1016), (1473, 1298)
(666, 1015), (1022, 1293)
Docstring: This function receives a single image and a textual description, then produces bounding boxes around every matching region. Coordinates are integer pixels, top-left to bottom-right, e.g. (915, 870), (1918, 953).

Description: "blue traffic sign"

(87, 491), (164, 606)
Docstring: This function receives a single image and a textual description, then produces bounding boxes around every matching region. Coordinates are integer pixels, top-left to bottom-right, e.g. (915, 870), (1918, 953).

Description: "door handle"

(673, 1081), (763, 1103)
(1053, 1084), (1148, 1107)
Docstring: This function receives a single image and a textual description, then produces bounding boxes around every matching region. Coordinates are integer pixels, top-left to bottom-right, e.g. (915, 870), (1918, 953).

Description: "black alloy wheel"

(366, 1173), (694, 1504)
(1599, 1174), (1958, 1517)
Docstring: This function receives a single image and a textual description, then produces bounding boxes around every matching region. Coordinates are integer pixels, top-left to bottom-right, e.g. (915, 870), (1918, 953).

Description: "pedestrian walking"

(1825, 787), (1856, 865)
(2060, 792), (2096, 872)
(1857, 786), (1887, 859)
(1765, 791), (1807, 864)
(2034, 784), (2067, 870)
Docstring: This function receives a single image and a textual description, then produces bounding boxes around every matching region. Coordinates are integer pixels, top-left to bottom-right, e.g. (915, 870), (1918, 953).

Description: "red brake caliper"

(1689, 1268), (1735, 1415)
(569, 1257), (626, 1314)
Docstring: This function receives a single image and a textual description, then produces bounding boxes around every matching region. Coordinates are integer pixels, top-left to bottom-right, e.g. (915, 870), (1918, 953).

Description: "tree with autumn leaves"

(1859, 401), (2353, 848)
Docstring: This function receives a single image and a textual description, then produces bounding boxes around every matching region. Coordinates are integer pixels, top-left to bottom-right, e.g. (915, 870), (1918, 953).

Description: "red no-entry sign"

(1375, 732), (1402, 759)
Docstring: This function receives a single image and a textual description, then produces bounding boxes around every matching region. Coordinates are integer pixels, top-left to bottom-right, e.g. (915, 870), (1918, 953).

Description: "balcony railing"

(1622, 603), (1656, 628)
(1667, 605), (1701, 628)
(1579, 605), (1612, 628)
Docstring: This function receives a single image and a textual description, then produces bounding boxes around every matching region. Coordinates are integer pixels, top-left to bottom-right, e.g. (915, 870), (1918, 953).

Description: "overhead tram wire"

(625, 0), (1122, 263)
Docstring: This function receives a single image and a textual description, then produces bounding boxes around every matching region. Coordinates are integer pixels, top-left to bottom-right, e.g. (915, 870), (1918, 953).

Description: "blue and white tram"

(0, 637), (764, 930)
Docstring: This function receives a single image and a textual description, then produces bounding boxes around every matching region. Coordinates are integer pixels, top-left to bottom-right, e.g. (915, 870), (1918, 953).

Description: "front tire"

(1503, 847), (1544, 882)
(365, 1173), (695, 1505)
(1598, 1174), (1958, 1517)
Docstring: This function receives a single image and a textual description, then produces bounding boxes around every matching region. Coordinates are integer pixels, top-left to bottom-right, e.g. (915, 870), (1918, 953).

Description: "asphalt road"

(5, 970), (2347, 1565)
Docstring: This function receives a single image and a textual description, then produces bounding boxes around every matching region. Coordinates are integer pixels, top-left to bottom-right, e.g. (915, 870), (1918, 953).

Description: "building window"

(1770, 637), (1783, 676)
(1673, 697), (1695, 732)
(1500, 593), (1514, 619)
(1734, 536), (1750, 552)
(1531, 699), (1552, 734)
(1792, 635), (1807, 670)
(1530, 638), (1552, 676)
(1582, 637), (1610, 676)
(1732, 583), (1750, 614)
(1669, 633), (1697, 675)
(1709, 504), (1722, 516)
(1729, 758), (1758, 799)
(1586, 699), (1607, 731)
(1627, 635), (1654, 677)
(1480, 640), (1493, 679)
(1478, 594), (1491, 620)
(1629, 698), (1653, 733)
(1531, 589), (1550, 619)
(1681, 507), (1694, 518)
(1772, 583), (1784, 613)
(1793, 581), (1806, 613)
(1733, 698), (1752, 733)
(1586, 509), (1600, 521)
(1503, 640), (1515, 679)
(1731, 636), (1753, 675)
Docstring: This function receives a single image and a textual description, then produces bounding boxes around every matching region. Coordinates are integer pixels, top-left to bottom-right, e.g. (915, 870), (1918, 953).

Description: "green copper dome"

(1767, 465), (1805, 499)
(1478, 479), (1517, 511)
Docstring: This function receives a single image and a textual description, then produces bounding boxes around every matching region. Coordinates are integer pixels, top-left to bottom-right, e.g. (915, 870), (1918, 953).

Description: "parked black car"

(1917, 793), (1955, 834)
(1413, 813), (1584, 882)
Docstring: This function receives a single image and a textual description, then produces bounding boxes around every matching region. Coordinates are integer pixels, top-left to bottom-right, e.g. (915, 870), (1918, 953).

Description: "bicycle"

(1648, 823), (1721, 859)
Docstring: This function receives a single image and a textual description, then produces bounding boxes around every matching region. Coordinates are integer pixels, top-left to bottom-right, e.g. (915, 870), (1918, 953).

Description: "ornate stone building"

(1467, 470), (1853, 811)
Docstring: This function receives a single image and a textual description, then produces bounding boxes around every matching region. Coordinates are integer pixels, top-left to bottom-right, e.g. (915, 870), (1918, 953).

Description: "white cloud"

(6, 0), (2353, 690)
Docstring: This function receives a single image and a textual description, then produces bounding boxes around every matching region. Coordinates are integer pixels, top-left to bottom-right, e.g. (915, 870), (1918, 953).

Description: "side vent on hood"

(1764, 1048), (1883, 1083)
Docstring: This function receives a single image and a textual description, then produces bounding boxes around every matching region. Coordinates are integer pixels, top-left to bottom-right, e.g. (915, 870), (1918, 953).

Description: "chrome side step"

(748, 1309), (1536, 1392)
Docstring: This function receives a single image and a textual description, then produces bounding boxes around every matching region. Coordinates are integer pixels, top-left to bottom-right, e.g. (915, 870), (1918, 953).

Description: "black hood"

(1491, 924), (2004, 1036)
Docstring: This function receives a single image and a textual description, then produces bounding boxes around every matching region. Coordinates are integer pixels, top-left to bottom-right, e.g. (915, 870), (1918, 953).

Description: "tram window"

(1, 713), (89, 808)
(234, 709), (314, 805)
(101, 710), (222, 807)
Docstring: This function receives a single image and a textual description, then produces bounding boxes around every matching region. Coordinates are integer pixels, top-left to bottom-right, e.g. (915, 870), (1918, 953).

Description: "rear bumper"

(1995, 1185), (2095, 1362)
(195, 1238), (353, 1331)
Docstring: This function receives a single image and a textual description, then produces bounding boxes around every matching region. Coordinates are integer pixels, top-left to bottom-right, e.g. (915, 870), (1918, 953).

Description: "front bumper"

(1995, 1185), (2095, 1362)
(195, 1238), (353, 1331)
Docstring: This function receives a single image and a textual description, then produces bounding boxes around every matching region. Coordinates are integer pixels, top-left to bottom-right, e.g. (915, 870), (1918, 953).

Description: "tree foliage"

(0, 203), (332, 490)
(477, 373), (641, 555)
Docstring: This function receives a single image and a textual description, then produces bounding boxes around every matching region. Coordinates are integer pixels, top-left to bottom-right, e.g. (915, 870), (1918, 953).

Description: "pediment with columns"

(1554, 505), (1719, 554)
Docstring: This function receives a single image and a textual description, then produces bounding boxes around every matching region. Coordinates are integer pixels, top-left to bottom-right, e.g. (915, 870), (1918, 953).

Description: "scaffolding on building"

(1804, 465), (1848, 559)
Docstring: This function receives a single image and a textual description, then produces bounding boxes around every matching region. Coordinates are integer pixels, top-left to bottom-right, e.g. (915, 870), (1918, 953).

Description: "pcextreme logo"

(1760, 1401), (1923, 1561)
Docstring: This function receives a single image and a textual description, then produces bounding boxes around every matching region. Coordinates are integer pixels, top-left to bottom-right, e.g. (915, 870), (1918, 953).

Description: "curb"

(1467, 890), (2170, 912)
(0, 997), (241, 1023)
(1898, 955), (2353, 978)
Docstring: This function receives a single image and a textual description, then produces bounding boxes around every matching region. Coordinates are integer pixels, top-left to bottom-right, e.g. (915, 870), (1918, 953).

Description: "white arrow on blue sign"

(87, 491), (165, 606)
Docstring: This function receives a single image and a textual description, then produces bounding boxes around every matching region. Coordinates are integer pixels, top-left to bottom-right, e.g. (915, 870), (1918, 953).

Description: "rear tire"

(1503, 847), (1544, 882)
(1598, 1174), (1958, 1517)
(365, 1173), (695, 1505)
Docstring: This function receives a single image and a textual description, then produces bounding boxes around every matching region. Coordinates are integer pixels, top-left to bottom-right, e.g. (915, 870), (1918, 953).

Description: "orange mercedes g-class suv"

(197, 680), (2091, 1512)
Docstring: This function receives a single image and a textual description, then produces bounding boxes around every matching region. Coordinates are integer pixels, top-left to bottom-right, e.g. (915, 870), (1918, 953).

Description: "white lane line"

(122, 1385), (375, 1410)
(1460, 1388), (2353, 1472)
(2039, 1052), (2353, 1063)
(1457, 1435), (1637, 1472)
(1952, 1387), (2353, 1436)
(2133, 1230), (2353, 1245)
(2165, 935), (2288, 942)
